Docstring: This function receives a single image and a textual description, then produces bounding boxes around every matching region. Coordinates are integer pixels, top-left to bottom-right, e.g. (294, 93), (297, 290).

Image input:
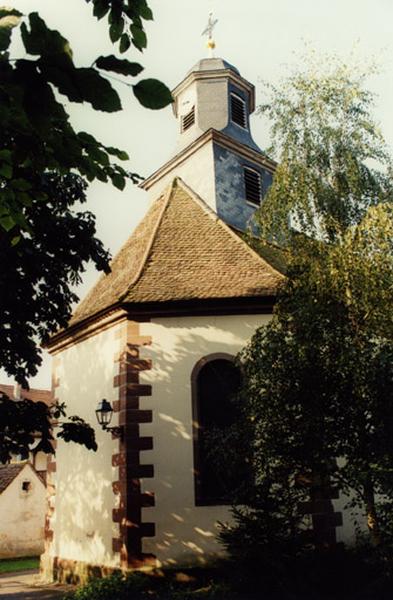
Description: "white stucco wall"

(0, 464), (46, 558)
(138, 313), (271, 567)
(333, 457), (368, 545)
(34, 451), (48, 473)
(147, 142), (216, 211)
(50, 326), (122, 568)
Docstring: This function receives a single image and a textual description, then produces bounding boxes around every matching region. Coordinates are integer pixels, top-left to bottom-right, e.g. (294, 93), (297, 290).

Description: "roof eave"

(140, 129), (277, 192)
(45, 295), (278, 355)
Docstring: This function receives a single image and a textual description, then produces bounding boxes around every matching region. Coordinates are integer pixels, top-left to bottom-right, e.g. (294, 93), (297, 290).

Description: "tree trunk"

(363, 478), (381, 547)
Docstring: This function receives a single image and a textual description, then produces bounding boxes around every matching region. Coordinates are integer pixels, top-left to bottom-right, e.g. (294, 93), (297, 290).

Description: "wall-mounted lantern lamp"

(95, 399), (123, 439)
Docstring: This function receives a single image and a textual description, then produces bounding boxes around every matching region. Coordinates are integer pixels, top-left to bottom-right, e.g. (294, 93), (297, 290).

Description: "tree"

(0, 390), (97, 463)
(220, 56), (393, 579)
(256, 56), (392, 244)
(0, 2), (172, 384)
(0, 1), (172, 458)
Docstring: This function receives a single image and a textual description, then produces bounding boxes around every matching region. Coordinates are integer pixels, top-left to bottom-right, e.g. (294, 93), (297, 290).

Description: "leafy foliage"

(0, 2), (172, 457)
(66, 571), (237, 600)
(0, 2), (172, 386)
(256, 55), (393, 244)
(0, 390), (97, 463)
(87, 0), (153, 52)
(0, 5), (172, 238)
(218, 55), (393, 585)
(0, 173), (109, 384)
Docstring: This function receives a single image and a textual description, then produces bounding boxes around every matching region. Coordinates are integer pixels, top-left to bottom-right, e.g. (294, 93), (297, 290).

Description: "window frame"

(181, 105), (196, 133)
(21, 480), (32, 493)
(191, 352), (239, 507)
(230, 92), (248, 129)
(244, 166), (262, 206)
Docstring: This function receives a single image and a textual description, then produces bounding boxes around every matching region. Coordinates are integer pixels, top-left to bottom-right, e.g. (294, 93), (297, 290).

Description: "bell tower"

(172, 57), (260, 154)
(141, 57), (275, 232)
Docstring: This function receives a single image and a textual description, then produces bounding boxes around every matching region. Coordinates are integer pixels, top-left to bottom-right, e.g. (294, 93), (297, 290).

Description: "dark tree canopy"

(0, 1), (172, 458)
(0, 173), (110, 385)
(218, 57), (393, 581)
(0, 2), (172, 384)
(0, 390), (97, 463)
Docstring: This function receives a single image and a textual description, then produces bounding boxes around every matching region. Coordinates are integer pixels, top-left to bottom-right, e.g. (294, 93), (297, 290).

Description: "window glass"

(194, 358), (242, 504)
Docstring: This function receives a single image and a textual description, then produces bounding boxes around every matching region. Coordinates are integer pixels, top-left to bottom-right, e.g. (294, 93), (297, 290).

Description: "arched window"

(192, 354), (242, 505)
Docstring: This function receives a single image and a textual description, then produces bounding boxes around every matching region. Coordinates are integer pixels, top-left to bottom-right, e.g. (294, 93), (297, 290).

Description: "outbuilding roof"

(0, 464), (24, 494)
(70, 179), (284, 327)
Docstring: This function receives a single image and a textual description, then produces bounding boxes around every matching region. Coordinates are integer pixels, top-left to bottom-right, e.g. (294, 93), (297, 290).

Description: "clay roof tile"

(70, 179), (284, 326)
(0, 464), (25, 494)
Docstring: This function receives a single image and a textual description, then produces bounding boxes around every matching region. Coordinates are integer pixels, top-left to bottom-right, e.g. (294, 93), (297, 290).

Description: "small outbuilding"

(0, 463), (46, 558)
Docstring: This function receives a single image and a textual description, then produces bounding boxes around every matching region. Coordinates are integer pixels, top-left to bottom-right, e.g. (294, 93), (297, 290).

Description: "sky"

(3, 0), (393, 389)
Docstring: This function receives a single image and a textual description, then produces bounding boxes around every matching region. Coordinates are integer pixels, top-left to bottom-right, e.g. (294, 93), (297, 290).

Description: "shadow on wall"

(138, 316), (262, 566)
(49, 316), (264, 569)
(52, 334), (118, 568)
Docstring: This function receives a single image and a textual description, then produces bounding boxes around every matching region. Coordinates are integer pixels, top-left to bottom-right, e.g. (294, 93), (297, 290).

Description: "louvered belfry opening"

(230, 93), (247, 128)
(244, 168), (262, 205)
(181, 106), (195, 132)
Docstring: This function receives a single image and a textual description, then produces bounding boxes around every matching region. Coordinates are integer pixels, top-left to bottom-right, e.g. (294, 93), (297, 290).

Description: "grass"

(0, 555), (40, 574)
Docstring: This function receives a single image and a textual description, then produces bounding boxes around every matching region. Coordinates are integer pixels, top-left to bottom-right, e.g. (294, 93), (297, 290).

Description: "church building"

(41, 54), (349, 583)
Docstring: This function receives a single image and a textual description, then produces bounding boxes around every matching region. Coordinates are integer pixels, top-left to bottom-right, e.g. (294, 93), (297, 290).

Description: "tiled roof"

(0, 464), (24, 494)
(71, 179), (284, 326)
(0, 384), (14, 398)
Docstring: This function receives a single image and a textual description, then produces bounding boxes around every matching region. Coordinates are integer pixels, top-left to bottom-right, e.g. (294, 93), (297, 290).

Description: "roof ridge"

(175, 178), (284, 280)
(118, 180), (175, 303)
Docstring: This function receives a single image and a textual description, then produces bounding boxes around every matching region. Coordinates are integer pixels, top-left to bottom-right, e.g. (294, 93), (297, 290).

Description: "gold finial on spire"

(201, 12), (218, 57)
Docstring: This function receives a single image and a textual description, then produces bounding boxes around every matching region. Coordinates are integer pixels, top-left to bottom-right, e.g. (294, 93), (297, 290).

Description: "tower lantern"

(141, 56), (276, 232)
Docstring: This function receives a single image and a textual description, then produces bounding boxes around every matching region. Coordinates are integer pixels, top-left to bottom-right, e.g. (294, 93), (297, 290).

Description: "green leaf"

(0, 214), (15, 231)
(109, 18), (124, 43)
(11, 179), (32, 191)
(119, 33), (131, 54)
(21, 12), (72, 57)
(11, 234), (21, 246)
(0, 12), (21, 51)
(95, 169), (108, 183)
(96, 55), (143, 77)
(0, 32), (9, 51)
(130, 24), (147, 51)
(0, 149), (12, 163)
(88, 146), (110, 166)
(10, 209), (29, 229)
(111, 173), (126, 190)
(92, 0), (110, 20)
(0, 163), (12, 178)
(133, 78), (173, 110)
(106, 147), (129, 160)
(0, 8), (23, 19)
(78, 131), (98, 146)
(39, 55), (82, 103)
(16, 192), (32, 207)
(139, 3), (153, 21)
(74, 68), (122, 112)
